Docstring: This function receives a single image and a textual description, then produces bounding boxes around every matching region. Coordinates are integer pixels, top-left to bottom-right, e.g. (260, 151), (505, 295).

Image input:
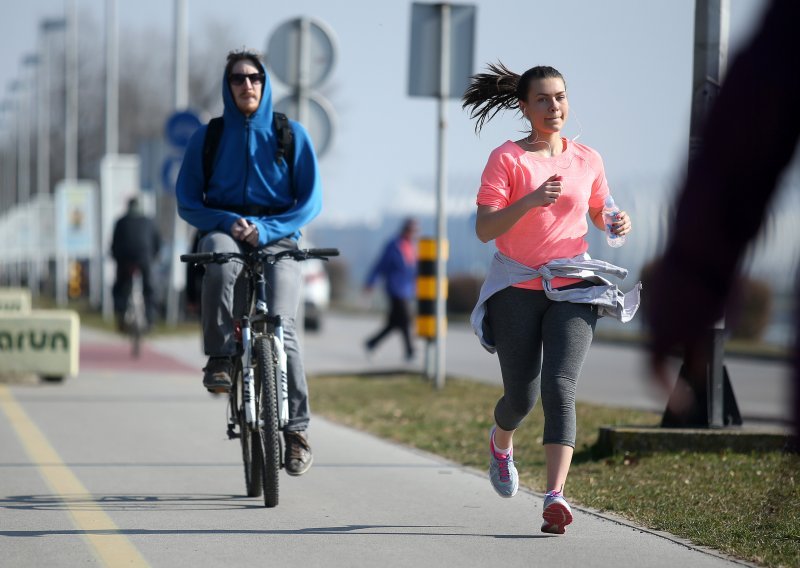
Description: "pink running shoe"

(541, 490), (573, 534)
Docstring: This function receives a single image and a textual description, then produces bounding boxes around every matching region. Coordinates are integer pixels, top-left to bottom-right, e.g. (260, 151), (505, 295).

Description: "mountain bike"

(180, 246), (339, 508)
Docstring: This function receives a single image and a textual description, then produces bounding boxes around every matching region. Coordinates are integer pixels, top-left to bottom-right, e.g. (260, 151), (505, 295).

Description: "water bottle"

(603, 195), (626, 248)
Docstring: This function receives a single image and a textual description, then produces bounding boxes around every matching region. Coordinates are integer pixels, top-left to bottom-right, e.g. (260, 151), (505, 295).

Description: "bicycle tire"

(255, 335), (280, 508)
(235, 357), (263, 498)
(131, 328), (142, 358)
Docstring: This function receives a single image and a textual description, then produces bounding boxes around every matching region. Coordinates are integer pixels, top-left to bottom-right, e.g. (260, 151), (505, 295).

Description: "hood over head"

(221, 57), (273, 129)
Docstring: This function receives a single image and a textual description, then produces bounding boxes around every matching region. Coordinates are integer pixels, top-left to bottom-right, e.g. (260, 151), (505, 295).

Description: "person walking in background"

(111, 197), (161, 331)
(175, 49), (322, 476)
(463, 63), (639, 534)
(364, 218), (419, 361)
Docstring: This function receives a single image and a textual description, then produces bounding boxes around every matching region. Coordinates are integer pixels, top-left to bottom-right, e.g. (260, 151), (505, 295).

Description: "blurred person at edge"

(364, 218), (420, 361)
(647, 0), (800, 438)
(175, 49), (322, 476)
(111, 197), (161, 331)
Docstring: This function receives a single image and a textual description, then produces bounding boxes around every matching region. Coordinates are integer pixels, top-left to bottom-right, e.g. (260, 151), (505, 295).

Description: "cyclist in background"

(175, 49), (322, 476)
(111, 197), (161, 331)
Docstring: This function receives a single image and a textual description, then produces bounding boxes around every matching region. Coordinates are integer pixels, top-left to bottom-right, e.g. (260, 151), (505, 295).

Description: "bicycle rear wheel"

(255, 335), (280, 508)
(234, 357), (263, 498)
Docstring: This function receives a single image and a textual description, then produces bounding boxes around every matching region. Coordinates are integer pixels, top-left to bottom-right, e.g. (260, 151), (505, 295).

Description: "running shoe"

(488, 427), (518, 498)
(541, 490), (573, 534)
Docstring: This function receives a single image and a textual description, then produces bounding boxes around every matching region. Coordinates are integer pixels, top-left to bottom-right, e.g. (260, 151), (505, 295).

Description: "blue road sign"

(161, 154), (184, 194)
(165, 110), (202, 149)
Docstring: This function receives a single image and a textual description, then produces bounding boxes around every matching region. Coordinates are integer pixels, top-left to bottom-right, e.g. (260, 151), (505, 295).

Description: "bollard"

(416, 237), (447, 381)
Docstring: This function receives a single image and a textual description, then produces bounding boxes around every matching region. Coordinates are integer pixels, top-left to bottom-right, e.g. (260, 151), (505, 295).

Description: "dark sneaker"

(202, 357), (233, 393)
(284, 431), (313, 476)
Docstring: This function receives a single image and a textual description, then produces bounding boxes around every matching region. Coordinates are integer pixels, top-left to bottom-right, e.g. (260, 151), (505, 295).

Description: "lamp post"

(19, 54), (39, 205)
(64, 0), (78, 182)
(39, 19), (66, 198)
(0, 98), (15, 214)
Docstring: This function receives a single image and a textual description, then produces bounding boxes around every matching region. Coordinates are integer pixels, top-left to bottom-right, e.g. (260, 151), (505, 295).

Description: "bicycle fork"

(271, 317), (290, 430)
(241, 316), (259, 429)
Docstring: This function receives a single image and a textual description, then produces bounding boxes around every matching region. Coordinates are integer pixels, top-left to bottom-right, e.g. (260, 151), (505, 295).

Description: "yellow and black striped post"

(417, 237), (448, 380)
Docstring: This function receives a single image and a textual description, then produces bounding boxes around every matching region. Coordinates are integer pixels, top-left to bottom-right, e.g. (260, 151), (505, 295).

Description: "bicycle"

(180, 246), (339, 508)
(120, 267), (148, 358)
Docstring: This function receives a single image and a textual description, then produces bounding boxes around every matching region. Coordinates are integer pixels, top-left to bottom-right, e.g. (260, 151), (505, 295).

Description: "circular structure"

(164, 110), (202, 149)
(274, 93), (336, 158)
(266, 17), (337, 89)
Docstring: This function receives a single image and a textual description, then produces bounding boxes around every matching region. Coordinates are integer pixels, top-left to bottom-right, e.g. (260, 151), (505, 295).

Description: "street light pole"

(65, 0), (78, 181)
(174, 0), (188, 109)
(105, 0), (119, 156)
(2, 92), (17, 212)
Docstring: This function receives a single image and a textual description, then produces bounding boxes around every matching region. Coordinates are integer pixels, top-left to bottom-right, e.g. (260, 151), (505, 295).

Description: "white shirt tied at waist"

(471, 252), (643, 353)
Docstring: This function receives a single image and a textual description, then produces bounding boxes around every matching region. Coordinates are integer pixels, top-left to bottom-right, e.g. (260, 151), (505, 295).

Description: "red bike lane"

(79, 338), (198, 374)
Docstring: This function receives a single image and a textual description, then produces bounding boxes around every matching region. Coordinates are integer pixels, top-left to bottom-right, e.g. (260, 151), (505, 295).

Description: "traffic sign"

(165, 110), (202, 149)
(409, 3), (476, 99)
(161, 154), (184, 194)
(266, 18), (337, 89)
(274, 93), (336, 158)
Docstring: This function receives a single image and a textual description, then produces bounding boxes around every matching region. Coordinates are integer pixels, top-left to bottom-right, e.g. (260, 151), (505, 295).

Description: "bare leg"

(493, 425), (515, 450)
(544, 443), (574, 493)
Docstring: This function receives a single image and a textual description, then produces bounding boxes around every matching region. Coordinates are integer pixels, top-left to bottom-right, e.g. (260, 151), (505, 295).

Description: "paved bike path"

(0, 329), (748, 567)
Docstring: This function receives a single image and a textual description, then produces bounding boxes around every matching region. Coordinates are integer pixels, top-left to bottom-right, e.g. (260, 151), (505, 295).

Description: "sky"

(0, 0), (772, 226)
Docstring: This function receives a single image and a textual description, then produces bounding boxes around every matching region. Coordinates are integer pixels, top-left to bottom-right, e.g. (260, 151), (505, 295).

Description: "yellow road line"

(0, 385), (149, 567)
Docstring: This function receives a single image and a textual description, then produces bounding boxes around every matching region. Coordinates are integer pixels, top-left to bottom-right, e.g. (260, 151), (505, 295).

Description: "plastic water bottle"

(603, 195), (626, 248)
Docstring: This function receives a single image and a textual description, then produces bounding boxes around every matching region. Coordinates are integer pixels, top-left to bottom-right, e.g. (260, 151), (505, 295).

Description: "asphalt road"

(0, 323), (756, 567)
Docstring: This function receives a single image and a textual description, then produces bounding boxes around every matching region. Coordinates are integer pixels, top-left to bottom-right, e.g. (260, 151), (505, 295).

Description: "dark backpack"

(201, 112), (295, 198)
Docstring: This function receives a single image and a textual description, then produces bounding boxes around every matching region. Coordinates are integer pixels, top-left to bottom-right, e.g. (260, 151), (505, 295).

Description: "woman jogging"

(463, 63), (641, 535)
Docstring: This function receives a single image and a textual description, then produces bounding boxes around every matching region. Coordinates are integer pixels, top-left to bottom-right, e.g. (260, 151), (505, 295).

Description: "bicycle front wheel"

(255, 335), (280, 508)
(235, 357), (263, 498)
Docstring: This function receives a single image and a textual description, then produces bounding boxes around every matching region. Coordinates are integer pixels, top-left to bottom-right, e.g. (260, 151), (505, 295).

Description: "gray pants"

(199, 232), (310, 432)
(486, 283), (597, 447)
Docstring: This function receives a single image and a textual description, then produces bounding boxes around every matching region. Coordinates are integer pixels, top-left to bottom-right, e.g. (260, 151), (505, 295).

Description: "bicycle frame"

(236, 255), (290, 433)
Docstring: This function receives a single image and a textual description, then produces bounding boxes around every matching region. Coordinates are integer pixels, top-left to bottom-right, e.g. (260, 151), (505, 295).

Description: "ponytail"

(462, 62), (566, 134)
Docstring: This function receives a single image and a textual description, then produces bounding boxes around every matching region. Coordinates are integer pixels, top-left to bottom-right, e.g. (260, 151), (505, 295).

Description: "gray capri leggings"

(486, 282), (598, 447)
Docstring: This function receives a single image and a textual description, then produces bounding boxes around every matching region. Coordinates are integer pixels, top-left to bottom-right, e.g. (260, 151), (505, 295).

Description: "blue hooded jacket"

(365, 237), (417, 300)
(176, 59), (322, 245)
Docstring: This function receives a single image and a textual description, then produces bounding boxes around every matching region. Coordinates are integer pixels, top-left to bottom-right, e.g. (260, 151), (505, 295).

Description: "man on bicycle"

(111, 197), (161, 331)
(176, 49), (322, 476)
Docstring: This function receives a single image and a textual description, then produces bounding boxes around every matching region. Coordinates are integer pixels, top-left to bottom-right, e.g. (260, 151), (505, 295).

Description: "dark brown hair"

(224, 48), (264, 79)
(462, 62), (565, 133)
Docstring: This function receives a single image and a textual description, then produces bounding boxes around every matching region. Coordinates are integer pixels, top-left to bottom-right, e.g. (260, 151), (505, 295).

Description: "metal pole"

(65, 0), (78, 181)
(4, 92), (18, 209)
(433, 3), (450, 390)
(174, 0), (189, 109)
(18, 65), (32, 206)
(37, 28), (51, 198)
(0, 100), (14, 212)
(297, 17), (310, 126)
(166, 0), (190, 326)
(105, 0), (118, 156)
(691, 0), (729, 428)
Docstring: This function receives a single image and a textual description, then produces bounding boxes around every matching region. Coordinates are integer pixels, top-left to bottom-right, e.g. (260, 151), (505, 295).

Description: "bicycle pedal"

(227, 425), (240, 440)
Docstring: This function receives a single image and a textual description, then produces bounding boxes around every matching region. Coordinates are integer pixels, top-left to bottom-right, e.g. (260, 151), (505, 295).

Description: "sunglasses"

(229, 73), (265, 86)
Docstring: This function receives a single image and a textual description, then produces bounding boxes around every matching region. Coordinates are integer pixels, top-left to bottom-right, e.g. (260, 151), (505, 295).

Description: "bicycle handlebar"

(180, 247), (339, 266)
(299, 248), (340, 258)
(180, 252), (215, 263)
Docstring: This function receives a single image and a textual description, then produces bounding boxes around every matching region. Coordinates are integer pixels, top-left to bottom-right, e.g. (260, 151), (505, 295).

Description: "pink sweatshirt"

(476, 139), (610, 290)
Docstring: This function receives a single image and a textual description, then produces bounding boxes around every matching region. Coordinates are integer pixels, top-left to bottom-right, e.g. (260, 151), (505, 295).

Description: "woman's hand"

(525, 174), (562, 208)
(475, 173), (564, 242)
(611, 210), (632, 236)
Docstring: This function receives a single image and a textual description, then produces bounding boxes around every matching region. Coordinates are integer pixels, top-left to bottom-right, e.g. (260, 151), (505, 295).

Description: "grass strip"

(309, 374), (799, 568)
